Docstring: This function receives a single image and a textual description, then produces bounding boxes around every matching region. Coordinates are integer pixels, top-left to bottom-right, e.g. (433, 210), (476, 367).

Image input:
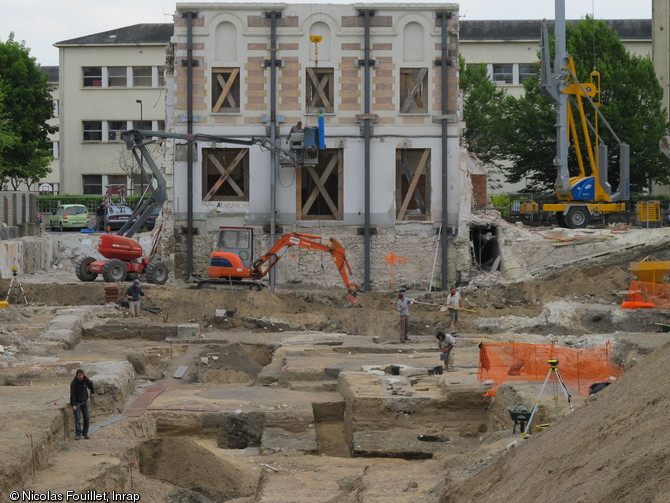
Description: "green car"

(50, 204), (90, 231)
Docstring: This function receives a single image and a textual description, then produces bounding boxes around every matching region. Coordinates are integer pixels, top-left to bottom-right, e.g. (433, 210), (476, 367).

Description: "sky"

(0, 0), (653, 66)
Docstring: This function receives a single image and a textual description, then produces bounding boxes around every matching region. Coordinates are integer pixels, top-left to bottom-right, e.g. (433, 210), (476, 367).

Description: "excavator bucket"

(346, 292), (358, 304)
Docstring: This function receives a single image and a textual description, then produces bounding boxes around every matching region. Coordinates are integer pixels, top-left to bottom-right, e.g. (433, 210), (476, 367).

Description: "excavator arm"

(250, 232), (359, 301)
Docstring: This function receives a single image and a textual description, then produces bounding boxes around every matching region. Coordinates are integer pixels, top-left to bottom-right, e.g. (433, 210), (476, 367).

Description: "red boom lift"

(75, 130), (169, 284)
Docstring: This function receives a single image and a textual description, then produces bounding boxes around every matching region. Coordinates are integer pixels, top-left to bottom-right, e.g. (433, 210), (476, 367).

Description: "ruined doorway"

(470, 225), (500, 272)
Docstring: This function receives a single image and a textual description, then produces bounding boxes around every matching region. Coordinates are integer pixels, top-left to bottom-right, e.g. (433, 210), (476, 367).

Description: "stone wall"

(175, 223), (473, 290)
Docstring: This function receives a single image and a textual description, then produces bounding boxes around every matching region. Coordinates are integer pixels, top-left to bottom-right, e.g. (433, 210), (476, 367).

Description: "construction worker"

(125, 278), (147, 318)
(446, 286), (464, 335)
(287, 120), (304, 142)
(436, 331), (456, 371)
(396, 293), (414, 343)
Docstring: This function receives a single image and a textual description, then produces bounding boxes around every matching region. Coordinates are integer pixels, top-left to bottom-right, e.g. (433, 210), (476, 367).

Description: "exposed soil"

(3, 224), (670, 501)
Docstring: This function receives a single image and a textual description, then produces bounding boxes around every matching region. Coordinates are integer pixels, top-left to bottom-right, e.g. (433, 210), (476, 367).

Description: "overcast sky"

(0, 0), (653, 66)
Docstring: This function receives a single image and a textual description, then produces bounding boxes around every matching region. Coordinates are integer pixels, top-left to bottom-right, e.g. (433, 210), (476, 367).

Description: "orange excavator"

(198, 227), (359, 303)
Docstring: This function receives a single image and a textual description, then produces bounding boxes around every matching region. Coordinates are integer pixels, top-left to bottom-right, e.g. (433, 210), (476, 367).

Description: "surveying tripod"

(5, 266), (28, 306)
(521, 359), (573, 439)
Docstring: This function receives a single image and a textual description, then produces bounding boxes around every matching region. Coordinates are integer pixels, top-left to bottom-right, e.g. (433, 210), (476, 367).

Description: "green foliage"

(0, 33), (57, 189)
(460, 18), (670, 193)
(459, 56), (509, 165)
(490, 194), (511, 208)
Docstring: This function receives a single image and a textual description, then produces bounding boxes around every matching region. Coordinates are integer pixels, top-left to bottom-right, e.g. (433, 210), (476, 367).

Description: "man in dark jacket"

(69, 369), (95, 440)
(125, 278), (146, 318)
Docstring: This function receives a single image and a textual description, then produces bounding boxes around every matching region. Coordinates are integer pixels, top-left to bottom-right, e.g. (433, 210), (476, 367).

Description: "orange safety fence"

(622, 279), (670, 309)
(478, 341), (623, 398)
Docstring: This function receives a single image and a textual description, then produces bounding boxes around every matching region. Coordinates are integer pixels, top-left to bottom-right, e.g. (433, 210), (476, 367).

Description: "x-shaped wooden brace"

(302, 153), (340, 218)
(212, 68), (239, 112)
(306, 68), (332, 111)
(400, 151), (426, 215)
(400, 68), (428, 113)
(203, 149), (247, 201)
(397, 149), (429, 220)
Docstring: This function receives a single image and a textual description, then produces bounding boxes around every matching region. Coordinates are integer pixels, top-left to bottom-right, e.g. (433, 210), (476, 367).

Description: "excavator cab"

(208, 227), (255, 279)
(215, 227), (254, 268)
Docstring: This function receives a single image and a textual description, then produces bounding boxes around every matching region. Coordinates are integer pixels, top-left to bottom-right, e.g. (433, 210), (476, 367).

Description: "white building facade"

(166, 3), (461, 289)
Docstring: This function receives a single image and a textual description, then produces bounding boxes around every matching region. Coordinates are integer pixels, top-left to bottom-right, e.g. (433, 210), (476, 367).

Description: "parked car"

(50, 204), (90, 231)
(144, 207), (162, 230)
(103, 204), (134, 231)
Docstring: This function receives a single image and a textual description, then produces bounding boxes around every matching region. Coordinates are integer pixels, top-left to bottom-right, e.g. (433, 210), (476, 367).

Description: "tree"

(0, 33), (57, 189)
(459, 56), (517, 189)
(461, 18), (670, 193)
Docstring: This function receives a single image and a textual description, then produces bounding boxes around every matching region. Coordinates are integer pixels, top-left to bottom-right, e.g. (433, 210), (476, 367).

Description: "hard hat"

(134, 279), (140, 285)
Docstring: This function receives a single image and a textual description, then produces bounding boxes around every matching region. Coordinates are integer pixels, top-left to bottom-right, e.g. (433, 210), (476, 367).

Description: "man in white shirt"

(446, 286), (463, 335)
(436, 331), (456, 371)
(396, 293), (413, 343)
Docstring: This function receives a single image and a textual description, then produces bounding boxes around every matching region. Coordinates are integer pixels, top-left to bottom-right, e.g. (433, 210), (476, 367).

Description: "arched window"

(403, 22), (424, 62)
(215, 21), (237, 61)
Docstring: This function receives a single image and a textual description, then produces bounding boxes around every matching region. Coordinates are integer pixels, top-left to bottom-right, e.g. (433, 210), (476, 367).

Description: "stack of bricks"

(104, 285), (120, 304)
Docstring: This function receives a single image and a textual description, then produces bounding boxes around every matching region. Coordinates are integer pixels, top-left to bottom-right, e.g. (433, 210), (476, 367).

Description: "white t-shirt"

(446, 291), (461, 309)
(438, 334), (455, 349)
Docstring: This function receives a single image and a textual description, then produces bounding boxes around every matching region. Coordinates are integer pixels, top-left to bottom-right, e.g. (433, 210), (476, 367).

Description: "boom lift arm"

(119, 128), (312, 236)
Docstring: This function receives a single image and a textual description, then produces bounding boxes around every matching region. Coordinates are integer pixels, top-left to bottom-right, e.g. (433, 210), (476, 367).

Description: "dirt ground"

(2, 223), (670, 502)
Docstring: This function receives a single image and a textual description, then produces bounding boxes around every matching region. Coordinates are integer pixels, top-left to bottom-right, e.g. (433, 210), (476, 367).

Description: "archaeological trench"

(3, 221), (670, 502)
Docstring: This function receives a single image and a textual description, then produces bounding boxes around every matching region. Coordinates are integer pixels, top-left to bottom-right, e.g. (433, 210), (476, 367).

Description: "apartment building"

(54, 24), (172, 195)
(460, 19), (651, 99)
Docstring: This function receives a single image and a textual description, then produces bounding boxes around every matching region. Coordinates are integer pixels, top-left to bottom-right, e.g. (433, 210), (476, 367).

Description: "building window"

(297, 149), (343, 220)
(83, 67), (102, 87)
(519, 63), (537, 84)
(83, 121), (103, 141)
(133, 120), (153, 130)
(53, 99), (59, 117)
(202, 148), (250, 201)
(108, 121), (127, 141)
(212, 68), (240, 113)
(306, 67), (334, 113)
(156, 120), (165, 131)
(49, 141), (59, 159)
(131, 175), (143, 196)
(400, 68), (428, 113)
(82, 175), (103, 195)
(132, 66), (153, 87)
(157, 66), (166, 87)
(396, 148), (431, 221)
(492, 64), (513, 85)
(107, 67), (127, 87)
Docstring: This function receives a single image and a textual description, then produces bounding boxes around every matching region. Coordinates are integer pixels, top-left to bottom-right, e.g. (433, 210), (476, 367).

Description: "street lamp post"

(135, 99), (143, 122)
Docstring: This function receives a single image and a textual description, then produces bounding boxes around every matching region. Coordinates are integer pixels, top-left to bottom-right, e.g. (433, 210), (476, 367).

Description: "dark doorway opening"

(470, 225), (500, 272)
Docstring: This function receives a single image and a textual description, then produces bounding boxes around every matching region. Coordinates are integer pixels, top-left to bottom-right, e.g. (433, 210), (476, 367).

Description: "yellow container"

(635, 201), (661, 224)
(630, 256), (670, 283)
